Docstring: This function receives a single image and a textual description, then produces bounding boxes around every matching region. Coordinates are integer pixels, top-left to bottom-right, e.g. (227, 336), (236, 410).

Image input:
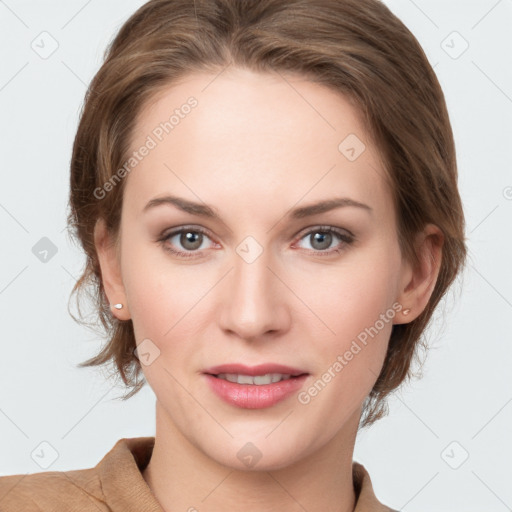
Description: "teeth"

(216, 373), (293, 385)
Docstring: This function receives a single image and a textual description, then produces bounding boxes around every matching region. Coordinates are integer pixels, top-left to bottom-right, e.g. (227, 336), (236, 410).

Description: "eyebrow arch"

(142, 195), (373, 220)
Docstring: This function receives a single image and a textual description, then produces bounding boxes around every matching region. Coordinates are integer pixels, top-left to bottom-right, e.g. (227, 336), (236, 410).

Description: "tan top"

(0, 437), (398, 511)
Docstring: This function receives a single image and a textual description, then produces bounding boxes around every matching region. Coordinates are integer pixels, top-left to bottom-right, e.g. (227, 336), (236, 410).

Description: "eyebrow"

(142, 195), (373, 220)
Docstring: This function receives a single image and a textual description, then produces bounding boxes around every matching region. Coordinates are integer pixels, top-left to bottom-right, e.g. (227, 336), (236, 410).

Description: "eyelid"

(159, 224), (218, 248)
(291, 225), (355, 256)
(160, 223), (354, 243)
(294, 223), (355, 240)
(158, 223), (355, 259)
(159, 224), (218, 244)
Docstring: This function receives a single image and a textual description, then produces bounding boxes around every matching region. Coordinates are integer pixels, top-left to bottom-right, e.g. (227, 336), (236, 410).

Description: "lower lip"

(203, 374), (309, 409)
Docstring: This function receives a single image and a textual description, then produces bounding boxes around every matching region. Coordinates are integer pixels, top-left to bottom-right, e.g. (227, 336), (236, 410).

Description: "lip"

(203, 373), (309, 409)
(203, 363), (308, 377)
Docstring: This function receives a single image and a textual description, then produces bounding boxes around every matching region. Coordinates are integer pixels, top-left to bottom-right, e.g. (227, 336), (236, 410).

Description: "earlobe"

(395, 224), (444, 324)
(94, 218), (131, 320)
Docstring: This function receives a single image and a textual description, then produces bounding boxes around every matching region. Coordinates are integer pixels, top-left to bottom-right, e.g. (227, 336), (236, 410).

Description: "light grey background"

(0, 1), (511, 511)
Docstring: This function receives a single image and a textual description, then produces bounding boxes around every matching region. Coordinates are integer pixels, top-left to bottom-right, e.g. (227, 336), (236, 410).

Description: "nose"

(218, 243), (291, 341)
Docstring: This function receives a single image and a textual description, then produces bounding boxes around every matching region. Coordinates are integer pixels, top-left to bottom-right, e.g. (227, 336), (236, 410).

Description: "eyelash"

(157, 225), (355, 260)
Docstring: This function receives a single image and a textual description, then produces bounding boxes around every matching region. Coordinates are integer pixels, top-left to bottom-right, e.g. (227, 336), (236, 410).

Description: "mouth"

(206, 372), (308, 385)
(203, 362), (309, 383)
(202, 365), (310, 409)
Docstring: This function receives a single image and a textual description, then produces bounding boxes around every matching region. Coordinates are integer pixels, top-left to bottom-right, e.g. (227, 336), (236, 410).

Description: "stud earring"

(111, 303), (123, 310)
(402, 308), (411, 315)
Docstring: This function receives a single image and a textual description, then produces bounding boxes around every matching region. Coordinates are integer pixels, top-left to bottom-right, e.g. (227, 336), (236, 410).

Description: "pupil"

(182, 231), (202, 250)
(313, 232), (331, 250)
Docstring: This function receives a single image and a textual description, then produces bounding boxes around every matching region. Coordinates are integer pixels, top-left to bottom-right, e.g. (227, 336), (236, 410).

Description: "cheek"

(297, 249), (399, 399)
(302, 253), (398, 342)
(302, 272), (395, 423)
(120, 238), (191, 340)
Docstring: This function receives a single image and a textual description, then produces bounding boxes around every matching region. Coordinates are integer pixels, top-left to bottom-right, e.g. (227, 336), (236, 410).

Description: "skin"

(94, 67), (443, 512)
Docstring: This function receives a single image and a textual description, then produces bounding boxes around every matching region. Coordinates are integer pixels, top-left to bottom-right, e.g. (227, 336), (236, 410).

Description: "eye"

(158, 226), (216, 259)
(157, 224), (355, 259)
(293, 225), (355, 256)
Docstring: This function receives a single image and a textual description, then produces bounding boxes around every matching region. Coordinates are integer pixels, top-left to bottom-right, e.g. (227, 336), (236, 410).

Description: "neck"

(142, 400), (359, 512)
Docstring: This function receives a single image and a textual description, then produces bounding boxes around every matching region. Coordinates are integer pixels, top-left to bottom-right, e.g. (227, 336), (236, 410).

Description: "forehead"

(124, 67), (391, 219)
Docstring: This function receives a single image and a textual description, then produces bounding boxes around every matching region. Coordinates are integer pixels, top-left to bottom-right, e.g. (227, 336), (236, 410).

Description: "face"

(96, 67), (429, 471)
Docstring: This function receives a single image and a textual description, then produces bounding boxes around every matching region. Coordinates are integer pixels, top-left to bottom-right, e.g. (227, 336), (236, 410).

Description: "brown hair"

(67, 0), (467, 429)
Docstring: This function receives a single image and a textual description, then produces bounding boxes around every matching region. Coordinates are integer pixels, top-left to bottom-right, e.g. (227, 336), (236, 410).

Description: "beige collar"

(98, 437), (397, 512)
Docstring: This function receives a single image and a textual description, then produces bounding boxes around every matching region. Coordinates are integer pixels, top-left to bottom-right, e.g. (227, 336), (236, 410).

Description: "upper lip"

(203, 363), (308, 377)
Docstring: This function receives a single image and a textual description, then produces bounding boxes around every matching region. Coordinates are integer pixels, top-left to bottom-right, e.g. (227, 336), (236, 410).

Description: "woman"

(0, 0), (466, 510)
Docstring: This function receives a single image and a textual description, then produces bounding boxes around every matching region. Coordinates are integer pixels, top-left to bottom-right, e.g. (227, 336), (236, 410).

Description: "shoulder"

(0, 466), (108, 512)
(0, 436), (156, 512)
(353, 461), (401, 512)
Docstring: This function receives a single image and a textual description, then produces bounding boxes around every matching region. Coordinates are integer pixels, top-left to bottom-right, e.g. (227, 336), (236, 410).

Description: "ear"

(394, 223), (444, 324)
(94, 218), (131, 321)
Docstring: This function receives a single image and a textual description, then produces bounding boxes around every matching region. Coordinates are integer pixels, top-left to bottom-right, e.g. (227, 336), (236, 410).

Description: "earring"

(111, 303), (123, 310)
(402, 308), (411, 315)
